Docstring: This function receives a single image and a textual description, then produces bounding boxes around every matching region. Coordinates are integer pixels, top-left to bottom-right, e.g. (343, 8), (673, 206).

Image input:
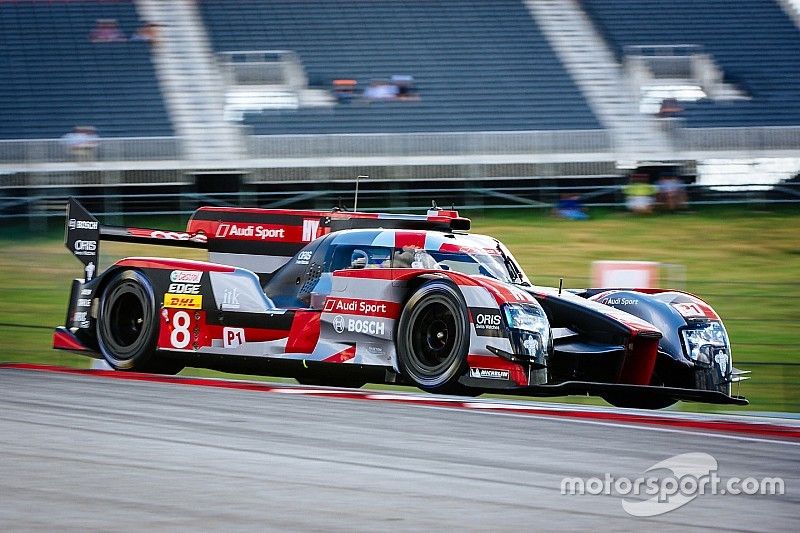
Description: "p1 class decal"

(223, 327), (245, 348)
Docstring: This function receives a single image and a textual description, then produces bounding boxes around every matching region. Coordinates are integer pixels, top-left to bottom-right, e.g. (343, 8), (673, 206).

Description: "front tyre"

(97, 269), (183, 374)
(397, 280), (470, 393)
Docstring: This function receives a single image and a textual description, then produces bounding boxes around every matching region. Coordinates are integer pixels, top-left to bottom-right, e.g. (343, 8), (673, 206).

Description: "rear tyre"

(396, 280), (471, 394)
(97, 270), (183, 375)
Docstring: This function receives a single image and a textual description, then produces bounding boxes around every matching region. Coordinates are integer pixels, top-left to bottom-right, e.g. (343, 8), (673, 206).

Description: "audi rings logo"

(333, 315), (345, 334)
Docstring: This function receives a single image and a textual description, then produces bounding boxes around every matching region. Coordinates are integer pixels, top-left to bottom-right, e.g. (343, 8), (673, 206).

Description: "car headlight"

(681, 321), (730, 370)
(503, 303), (550, 359)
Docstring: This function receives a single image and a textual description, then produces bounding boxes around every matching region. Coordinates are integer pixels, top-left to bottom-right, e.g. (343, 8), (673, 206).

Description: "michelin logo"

(469, 368), (510, 380)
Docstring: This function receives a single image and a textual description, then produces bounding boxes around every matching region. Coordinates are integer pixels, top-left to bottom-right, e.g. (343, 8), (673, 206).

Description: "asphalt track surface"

(1, 366), (798, 531)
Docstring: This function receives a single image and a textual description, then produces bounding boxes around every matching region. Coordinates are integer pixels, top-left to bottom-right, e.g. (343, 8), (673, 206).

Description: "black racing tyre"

(396, 280), (470, 393)
(601, 392), (677, 410)
(97, 270), (183, 375)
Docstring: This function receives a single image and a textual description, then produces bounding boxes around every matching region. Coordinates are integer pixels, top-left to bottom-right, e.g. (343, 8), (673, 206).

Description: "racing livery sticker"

(469, 367), (510, 380)
(167, 283), (201, 294)
(215, 223), (286, 241)
(471, 307), (504, 337)
(170, 270), (203, 283)
(164, 293), (202, 309)
(323, 297), (399, 318)
(222, 327), (245, 348)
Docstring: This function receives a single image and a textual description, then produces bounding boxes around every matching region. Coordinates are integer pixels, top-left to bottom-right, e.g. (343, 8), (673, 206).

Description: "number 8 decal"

(170, 310), (192, 349)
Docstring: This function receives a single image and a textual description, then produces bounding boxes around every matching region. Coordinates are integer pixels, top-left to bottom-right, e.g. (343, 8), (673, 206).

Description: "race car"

(54, 198), (748, 409)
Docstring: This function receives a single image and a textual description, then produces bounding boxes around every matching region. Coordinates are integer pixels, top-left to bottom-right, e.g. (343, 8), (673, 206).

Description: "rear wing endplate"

(64, 198), (207, 281)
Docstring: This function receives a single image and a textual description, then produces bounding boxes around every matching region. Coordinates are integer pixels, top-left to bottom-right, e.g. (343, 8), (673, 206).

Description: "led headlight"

(681, 321), (730, 370)
(503, 303), (550, 358)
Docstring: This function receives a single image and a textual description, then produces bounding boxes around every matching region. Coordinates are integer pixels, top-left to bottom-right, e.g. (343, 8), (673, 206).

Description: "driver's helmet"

(350, 249), (369, 269)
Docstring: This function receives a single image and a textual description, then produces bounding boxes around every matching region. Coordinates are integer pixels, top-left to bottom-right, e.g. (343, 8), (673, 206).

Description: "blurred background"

(0, 0), (798, 413)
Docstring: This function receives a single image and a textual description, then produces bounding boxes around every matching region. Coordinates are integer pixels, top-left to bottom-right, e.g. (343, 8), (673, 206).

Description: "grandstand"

(0, 0), (798, 196)
(199, 0), (601, 134)
(581, 0), (800, 127)
(0, 0), (171, 139)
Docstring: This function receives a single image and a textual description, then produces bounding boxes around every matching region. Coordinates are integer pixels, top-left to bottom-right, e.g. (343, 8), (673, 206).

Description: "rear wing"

(186, 206), (470, 276)
(65, 198), (207, 281)
(66, 199), (471, 279)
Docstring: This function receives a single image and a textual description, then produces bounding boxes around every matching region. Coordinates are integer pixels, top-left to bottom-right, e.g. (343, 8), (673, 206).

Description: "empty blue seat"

(581, 0), (800, 127)
(199, 0), (602, 134)
(0, 1), (173, 139)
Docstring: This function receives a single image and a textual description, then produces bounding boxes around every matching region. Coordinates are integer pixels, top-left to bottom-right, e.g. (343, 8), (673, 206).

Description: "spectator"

(62, 126), (99, 161)
(554, 194), (589, 220)
(332, 79), (357, 104)
(90, 19), (126, 43)
(657, 175), (688, 211)
(624, 174), (657, 214)
(363, 79), (399, 101)
(391, 74), (419, 100)
(657, 97), (683, 118)
(131, 22), (161, 45)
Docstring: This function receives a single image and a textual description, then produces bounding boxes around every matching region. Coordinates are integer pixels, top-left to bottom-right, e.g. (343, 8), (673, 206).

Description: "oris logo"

(472, 308), (504, 337)
(73, 240), (97, 255)
(475, 313), (501, 328)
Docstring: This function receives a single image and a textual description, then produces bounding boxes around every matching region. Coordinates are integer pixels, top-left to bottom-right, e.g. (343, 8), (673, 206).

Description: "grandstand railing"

(678, 126), (800, 152)
(246, 130), (613, 158)
(0, 137), (181, 165)
(1, 127), (799, 167)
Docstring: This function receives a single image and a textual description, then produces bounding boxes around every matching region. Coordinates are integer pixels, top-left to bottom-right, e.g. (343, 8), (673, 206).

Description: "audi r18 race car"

(54, 198), (748, 409)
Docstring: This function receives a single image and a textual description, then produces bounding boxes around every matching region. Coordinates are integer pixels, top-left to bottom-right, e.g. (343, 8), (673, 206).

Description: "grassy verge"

(0, 206), (797, 412)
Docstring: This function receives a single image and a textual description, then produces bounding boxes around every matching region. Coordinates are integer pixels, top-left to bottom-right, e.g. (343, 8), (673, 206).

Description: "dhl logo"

(164, 293), (202, 309)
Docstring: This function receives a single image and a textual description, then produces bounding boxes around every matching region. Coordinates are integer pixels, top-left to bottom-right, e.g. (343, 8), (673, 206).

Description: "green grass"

(0, 206), (797, 412)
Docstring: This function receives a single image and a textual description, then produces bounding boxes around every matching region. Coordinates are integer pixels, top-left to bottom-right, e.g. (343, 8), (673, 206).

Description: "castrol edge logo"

(170, 270), (202, 283)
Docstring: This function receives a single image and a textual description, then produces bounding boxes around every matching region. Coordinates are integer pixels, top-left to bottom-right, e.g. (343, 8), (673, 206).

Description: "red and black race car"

(55, 199), (748, 409)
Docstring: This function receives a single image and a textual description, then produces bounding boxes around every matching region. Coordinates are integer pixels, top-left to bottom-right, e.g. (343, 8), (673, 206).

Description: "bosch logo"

(69, 219), (98, 230)
(346, 318), (385, 336)
(333, 315), (345, 333)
